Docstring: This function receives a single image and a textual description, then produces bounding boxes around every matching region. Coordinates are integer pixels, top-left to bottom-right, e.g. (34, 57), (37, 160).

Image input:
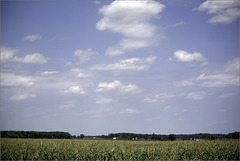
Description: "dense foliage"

(1, 131), (71, 139)
(1, 138), (239, 160)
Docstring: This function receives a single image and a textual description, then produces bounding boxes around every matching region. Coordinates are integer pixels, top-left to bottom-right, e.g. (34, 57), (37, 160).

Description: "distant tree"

(209, 134), (215, 140)
(168, 134), (176, 141)
(80, 134), (85, 139)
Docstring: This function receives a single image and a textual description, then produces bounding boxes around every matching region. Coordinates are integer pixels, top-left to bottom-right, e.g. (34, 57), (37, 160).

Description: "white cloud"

(64, 86), (85, 94)
(64, 61), (72, 67)
(141, 93), (175, 103)
(197, 73), (239, 87)
(219, 92), (236, 99)
(173, 21), (186, 27)
(69, 68), (92, 79)
(185, 91), (207, 100)
(41, 71), (58, 76)
(74, 48), (98, 63)
(225, 57), (239, 72)
(96, 80), (139, 94)
(96, 0), (165, 56)
(169, 50), (207, 64)
(120, 108), (140, 114)
(156, 93), (175, 99)
(1, 73), (34, 87)
(105, 39), (151, 56)
(91, 56), (157, 71)
(1, 47), (48, 64)
(59, 102), (75, 110)
(10, 93), (36, 101)
(23, 35), (41, 41)
(1, 46), (16, 62)
(173, 79), (194, 87)
(194, 0), (240, 24)
(13, 53), (48, 64)
(141, 98), (158, 103)
(96, 97), (112, 104)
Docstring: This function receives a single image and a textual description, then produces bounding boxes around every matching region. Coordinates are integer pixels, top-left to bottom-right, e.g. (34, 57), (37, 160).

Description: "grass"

(1, 138), (239, 160)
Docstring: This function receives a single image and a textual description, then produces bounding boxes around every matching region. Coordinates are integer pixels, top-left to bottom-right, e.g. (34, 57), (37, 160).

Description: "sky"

(0, 0), (239, 136)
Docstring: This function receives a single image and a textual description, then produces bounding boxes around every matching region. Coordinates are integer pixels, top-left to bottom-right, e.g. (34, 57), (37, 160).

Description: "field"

(1, 138), (239, 160)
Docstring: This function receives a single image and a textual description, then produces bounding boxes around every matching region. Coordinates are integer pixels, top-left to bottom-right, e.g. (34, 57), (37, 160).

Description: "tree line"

(1, 131), (72, 139)
(96, 132), (239, 140)
(1, 131), (239, 140)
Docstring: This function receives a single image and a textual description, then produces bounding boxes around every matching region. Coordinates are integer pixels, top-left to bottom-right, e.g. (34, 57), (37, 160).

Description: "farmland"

(1, 138), (239, 160)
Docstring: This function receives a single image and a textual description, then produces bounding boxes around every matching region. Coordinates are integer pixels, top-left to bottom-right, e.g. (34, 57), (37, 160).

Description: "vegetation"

(1, 131), (72, 139)
(1, 138), (239, 160)
(1, 131), (239, 140)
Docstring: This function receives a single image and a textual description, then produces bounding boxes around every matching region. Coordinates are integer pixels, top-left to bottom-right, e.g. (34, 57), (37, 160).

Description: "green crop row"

(1, 138), (239, 160)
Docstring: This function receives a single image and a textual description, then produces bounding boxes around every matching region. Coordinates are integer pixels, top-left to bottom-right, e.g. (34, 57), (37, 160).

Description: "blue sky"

(1, 0), (239, 135)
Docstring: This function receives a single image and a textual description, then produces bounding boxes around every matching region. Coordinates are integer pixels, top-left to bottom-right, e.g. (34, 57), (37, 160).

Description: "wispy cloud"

(91, 56), (157, 71)
(23, 35), (41, 42)
(1, 73), (34, 87)
(194, 0), (240, 24)
(41, 71), (58, 76)
(172, 21), (186, 27)
(1, 46), (17, 62)
(174, 57), (239, 87)
(96, 0), (165, 56)
(120, 108), (140, 114)
(219, 92), (236, 99)
(74, 48), (98, 64)
(141, 93), (175, 103)
(10, 93), (36, 101)
(185, 91), (207, 100)
(59, 102), (75, 110)
(96, 97), (112, 104)
(197, 73), (239, 87)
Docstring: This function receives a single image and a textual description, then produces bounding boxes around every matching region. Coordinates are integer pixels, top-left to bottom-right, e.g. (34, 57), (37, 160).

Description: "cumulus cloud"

(1, 73), (34, 87)
(74, 48), (98, 63)
(10, 93), (36, 101)
(64, 86), (85, 94)
(13, 53), (48, 64)
(1, 47), (48, 64)
(91, 56), (157, 71)
(96, 97), (112, 104)
(23, 35), (41, 41)
(185, 91), (206, 100)
(96, 0), (165, 56)
(41, 71), (58, 76)
(169, 50), (207, 64)
(194, 0), (240, 24)
(96, 80), (139, 94)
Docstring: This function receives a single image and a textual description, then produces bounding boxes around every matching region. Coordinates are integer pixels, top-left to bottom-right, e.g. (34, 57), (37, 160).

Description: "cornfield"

(1, 138), (239, 160)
